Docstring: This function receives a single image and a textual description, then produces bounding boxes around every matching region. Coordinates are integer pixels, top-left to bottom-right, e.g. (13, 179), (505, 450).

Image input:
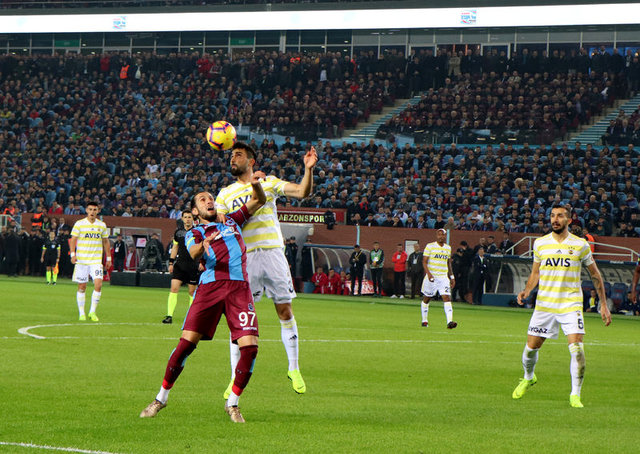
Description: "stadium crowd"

(1, 49), (640, 248)
(0, 0), (381, 8)
(378, 46), (640, 144)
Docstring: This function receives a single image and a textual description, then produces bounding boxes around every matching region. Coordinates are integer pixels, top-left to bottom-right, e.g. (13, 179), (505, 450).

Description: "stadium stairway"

(343, 95), (424, 141)
(566, 93), (640, 146)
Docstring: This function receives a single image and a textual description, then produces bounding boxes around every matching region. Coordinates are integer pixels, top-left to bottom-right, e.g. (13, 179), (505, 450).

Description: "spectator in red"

(48, 201), (63, 216)
(391, 243), (408, 298)
(327, 269), (341, 294)
(338, 270), (350, 296)
(99, 54), (110, 73)
(311, 267), (328, 294)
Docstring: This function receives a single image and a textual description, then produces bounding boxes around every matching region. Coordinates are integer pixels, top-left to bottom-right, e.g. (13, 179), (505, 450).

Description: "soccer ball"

(205, 121), (237, 151)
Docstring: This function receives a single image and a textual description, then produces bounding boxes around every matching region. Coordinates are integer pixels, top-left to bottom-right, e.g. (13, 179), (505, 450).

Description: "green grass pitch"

(1, 276), (639, 454)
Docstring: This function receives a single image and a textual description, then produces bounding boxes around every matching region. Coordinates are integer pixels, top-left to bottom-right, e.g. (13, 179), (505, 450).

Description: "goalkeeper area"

(2, 277), (640, 453)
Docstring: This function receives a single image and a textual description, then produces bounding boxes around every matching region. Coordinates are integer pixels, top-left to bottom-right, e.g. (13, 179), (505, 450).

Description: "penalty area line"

(0, 441), (122, 454)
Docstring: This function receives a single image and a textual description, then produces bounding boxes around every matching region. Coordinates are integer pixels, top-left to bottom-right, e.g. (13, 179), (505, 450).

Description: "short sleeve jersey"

(215, 176), (288, 252)
(533, 233), (594, 313)
(71, 218), (109, 265)
(174, 227), (196, 265)
(185, 205), (251, 284)
(423, 241), (451, 277)
(42, 238), (61, 258)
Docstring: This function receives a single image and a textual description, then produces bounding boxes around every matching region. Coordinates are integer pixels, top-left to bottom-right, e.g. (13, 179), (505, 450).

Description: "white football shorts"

(527, 308), (585, 339)
(421, 275), (451, 297)
(72, 263), (104, 283)
(247, 247), (296, 304)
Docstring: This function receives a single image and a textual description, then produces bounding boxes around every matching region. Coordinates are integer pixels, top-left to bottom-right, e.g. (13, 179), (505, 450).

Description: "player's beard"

(230, 163), (245, 176)
(198, 209), (217, 222)
(551, 222), (568, 235)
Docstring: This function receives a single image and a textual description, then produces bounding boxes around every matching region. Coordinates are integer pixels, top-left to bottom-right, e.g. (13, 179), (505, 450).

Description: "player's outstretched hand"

(252, 171), (267, 183)
(516, 290), (527, 306)
(600, 304), (612, 326)
(304, 147), (318, 169)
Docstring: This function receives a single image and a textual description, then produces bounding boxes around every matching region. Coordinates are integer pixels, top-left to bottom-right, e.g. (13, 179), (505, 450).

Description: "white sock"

(569, 342), (586, 396)
(443, 302), (453, 323)
(77, 292), (86, 316)
(421, 302), (429, 323)
(89, 291), (101, 314)
(229, 334), (240, 380)
(522, 345), (539, 380)
(227, 390), (240, 407)
(156, 386), (170, 404)
(280, 317), (299, 371)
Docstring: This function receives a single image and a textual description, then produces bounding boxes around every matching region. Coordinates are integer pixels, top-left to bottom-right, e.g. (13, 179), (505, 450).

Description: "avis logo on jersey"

(230, 193), (271, 211)
(84, 233), (102, 239)
(543, 257), (571, 267)
(230, 195), (252, 210)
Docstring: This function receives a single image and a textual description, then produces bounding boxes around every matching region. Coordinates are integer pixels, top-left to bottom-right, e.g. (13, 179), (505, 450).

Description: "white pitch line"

(0, 441), (122, 454)
(17, 322), (158, 340)
(15, 323), (640, 347)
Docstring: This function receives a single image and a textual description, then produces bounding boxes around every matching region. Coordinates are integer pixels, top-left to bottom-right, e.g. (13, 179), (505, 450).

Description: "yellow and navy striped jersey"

(215, 176), (288, 252)
(71, 218), (109, 265)
(423, 241), (451, 276)
(533, 233), (594, 314)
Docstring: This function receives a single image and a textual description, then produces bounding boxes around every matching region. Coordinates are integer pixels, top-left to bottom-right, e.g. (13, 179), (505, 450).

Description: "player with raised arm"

(513, 204), (611, 407)
(216, 141), (317, 396)
(163, 211), (202, 324)
(69, 202), (111, 321)
(420, 229), (457, 329)
(140, 175), (266, 423)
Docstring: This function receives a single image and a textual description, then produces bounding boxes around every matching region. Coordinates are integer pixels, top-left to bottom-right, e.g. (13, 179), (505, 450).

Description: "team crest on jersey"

(225, 219), (236, 226)
(248, 302), (255, 311)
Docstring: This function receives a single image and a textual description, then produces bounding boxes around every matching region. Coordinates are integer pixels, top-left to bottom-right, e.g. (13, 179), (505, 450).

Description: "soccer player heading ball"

(513, 204), (611, 408)
(216, 141), (317, 397)
(140, 173), (266, 423)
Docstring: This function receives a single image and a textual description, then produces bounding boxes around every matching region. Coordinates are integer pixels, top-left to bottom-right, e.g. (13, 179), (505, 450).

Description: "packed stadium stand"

(1, 46), (640, 237)
(1, 0), (389, 8)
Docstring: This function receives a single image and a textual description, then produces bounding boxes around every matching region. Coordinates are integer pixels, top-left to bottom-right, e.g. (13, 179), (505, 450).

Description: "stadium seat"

(582, 280), (595, 295)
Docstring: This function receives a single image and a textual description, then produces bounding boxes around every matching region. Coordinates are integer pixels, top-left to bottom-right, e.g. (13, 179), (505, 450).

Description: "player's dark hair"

(181, 210), (192, 217)
(551, 203), (572, 217)
(86, 201), (99, 209)
(232, 142), (256, 161)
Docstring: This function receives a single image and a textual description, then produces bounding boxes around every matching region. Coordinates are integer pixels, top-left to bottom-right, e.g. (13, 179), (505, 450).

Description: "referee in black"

(162, 211), (202, 324)
(41, 230), (61, 285)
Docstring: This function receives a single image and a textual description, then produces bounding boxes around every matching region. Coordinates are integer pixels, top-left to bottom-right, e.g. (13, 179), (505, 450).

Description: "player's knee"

(237, 335), (258, 348)
(275, 303), (293, 320)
